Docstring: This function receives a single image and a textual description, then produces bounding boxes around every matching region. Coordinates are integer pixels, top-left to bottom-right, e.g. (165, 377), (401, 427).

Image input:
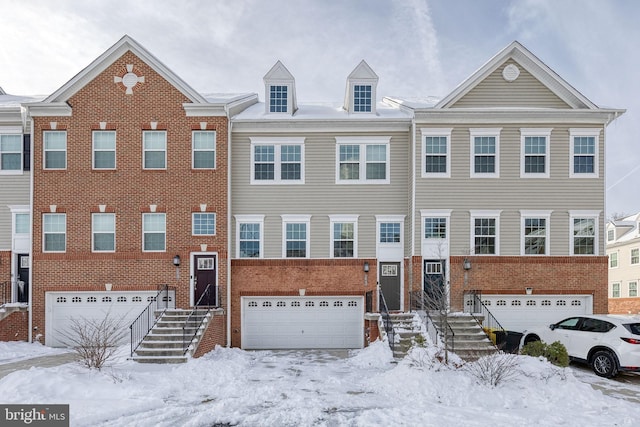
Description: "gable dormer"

(344, 60), (378, 114)
(263, 61), (297, 115)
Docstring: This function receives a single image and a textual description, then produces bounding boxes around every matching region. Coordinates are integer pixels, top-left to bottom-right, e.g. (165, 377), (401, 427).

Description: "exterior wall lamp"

(363, 261), (370, 273)
(463, 258), (471, 271)
(173, 255), (181, 267)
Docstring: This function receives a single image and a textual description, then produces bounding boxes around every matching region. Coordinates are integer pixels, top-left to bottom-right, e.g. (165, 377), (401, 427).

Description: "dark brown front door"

(17, 254), (29, 303)
(379, 262), (401, 311)
(194, 255), (217, 306)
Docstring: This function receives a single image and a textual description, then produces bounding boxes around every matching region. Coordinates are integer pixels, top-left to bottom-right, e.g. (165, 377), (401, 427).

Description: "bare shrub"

(464, 352), (520, 387)
(60, 311), (128, 370)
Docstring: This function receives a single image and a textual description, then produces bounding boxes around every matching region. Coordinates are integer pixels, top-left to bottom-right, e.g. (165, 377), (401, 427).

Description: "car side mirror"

(549, 324), (556, 330)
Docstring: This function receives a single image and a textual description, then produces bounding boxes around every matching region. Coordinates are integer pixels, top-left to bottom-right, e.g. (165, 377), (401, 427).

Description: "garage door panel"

(242, 296), (364, 350)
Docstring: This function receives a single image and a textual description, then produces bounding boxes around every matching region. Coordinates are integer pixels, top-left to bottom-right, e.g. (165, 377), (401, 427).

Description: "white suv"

(521, 314), (640, 378)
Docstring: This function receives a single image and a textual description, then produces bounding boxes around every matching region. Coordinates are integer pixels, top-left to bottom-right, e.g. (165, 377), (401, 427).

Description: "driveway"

(0, 353), (78, 379)
(569, 363), (640, 404)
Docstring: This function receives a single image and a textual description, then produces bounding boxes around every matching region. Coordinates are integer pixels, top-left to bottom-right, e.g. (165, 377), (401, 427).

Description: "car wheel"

(591, 350), (618, 378)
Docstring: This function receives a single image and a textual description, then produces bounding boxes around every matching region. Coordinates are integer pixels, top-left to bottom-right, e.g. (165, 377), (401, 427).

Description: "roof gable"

(436, 41), (597, 110)
(343, 60), (379, 113)
(44, 35), (206, 104)
(347, 60), (379, 81)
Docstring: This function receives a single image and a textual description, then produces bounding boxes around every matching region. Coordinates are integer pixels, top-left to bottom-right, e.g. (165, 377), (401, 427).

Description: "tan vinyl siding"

(451, 60), (571, 109)
(415, 123), (605, 257)
(0, 175), (30, 249)
(232, 132), (410, 258)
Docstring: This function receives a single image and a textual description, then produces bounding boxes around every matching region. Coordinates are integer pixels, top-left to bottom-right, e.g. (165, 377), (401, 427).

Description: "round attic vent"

(502, 64), (520, 82)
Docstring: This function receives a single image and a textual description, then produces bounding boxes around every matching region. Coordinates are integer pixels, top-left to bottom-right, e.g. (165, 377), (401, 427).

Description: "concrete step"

(131, 355), (187, 364)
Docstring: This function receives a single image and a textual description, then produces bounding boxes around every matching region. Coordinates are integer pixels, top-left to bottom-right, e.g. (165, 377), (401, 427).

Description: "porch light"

(463, 258), (471, 271)
(173, 255), (181, 267)
(363, 262), (370, 273)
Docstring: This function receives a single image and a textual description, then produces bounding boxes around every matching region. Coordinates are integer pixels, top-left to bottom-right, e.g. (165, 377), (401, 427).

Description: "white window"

(353, 84), (372, 112)
(281, 215), (311, 258)
(421, 128), (452, 178)
(192, 213), (216, 236)
(92, 213), (115, 252)
(43, 213), (66, 252)
(192, 131), (216, 169)
(380, 222), (401, 243)
(612, 283), (620, 298)
(269, 85), (288, 113)
(0, 133), (22, 172)
(570, 128), (600, 178)
(236, 215), (264, 258)
(329, 215), (358, 258)
(607, 229), (615, 242)
(93, 131), (116, 169)
(520, 211), (551, 255)
(470, 210), (501, 255)
(142, 213), (166, 252)
(44, 131), (66, 169)
(629, 281), (638, 298)
(609, 252), (618, 268)
(15, 212), (29, 235)
(336, 137), (390, 184)
(250, 138), (304, 184)
(470, 128), (501, 178)
(424, 217), (447, 239)
(520, 128), (551, 178)
(143, 131), (166, 169)
(631, 248), (639, 265)
(569, 211), (599, 255)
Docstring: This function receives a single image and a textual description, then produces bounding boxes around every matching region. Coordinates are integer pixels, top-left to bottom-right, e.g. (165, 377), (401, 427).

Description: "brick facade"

(30, 50), (229, 343)
(192, 310), (226, 358)
(0, 309), (29, 341)
(609, 298), (640, 315)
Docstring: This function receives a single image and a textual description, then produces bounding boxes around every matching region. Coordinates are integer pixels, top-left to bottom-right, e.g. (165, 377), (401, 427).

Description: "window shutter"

(23, 134), (31, 171)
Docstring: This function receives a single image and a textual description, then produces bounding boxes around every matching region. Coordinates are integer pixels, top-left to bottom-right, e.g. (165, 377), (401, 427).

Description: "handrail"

(378, 290), (395, 352)
(465, 291), (507, 350)
(129, 285), (174, 357)
(409, 290), (454, 354)
(182, 283), (214, 355)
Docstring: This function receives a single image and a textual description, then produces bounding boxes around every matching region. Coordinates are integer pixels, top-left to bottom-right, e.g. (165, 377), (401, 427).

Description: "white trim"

(281, 214), (312, 258)
(469, 128), (501, 178)
(335, 136), (390, 185)
(328, 214), (359, 258)
(250, 137), (305, 184)
(569, 128), (601, 178)
(92, 130), (116, 170)
(375, 215), (405, 261)
(469, 210), (502, 255)
(191, 212), (216, 236)
(266, 83), (292, 114)
(569, 210), (600, 256)
(142, 212), (166, 252)
(43, 130), (67, 170)
(609, 251), (619, 269)
(42, 213), (66, 253)
(91, 212), (116, 253)
(235, 215), (265, 258)
(519, 210), (552, 255)
(420, 128), (452, 178)
(192, 130), (217, 170)
(142, 130), (167, 170)
(520, 128), (552, 178)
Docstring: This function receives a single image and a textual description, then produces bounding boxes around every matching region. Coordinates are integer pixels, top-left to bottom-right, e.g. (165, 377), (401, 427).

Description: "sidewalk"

(0, 353), (78, 379)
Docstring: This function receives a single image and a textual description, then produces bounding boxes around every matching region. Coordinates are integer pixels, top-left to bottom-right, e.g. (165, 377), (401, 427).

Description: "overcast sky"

(1, 0), (638, 217)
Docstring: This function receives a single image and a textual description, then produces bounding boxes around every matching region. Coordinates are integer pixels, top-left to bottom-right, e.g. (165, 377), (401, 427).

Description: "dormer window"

(269, 85), (288, 113)
(353, 85), (372, 112)
(344, 60), (378, 114)
(264, 61), (297, 115)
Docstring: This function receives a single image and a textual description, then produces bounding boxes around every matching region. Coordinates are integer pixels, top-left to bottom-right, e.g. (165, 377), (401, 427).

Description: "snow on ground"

(0, 341), (69, 364)
(0, 341), (638, 426)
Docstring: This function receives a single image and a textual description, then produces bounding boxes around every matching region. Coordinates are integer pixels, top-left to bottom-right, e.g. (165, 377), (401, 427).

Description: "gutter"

(226, 108), (232, 348)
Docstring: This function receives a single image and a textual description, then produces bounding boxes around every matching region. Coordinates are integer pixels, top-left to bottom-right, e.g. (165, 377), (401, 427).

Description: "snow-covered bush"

(464, 353), (520, 387)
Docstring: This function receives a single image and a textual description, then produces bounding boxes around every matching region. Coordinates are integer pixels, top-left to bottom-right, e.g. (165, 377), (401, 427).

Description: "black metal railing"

(0, 281), (10, 306)
(379, 290), (395, 352)
(130, 285), (174, 357)
(409, 290), (454, 353)
(182, 283), (214, 355)
(465, 291), (507, 350)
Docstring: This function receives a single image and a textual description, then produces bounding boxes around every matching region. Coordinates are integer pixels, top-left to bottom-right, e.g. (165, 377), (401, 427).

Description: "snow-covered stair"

(432, 313), (497, 361)
(388, 313), (423, 358)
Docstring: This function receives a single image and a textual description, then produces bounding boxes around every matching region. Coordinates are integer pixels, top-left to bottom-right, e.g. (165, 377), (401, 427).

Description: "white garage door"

(242, 296), (364, 349)
(475, 294), (593, 333)
(45, 291), (170, 347)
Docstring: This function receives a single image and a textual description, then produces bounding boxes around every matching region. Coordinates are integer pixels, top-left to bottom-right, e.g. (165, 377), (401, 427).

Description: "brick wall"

(192, 310), (226, 358)
(30, 50), (229, 343)
(609, 298), (640, 315)
(412, 255), (609, 313)
(0, 250), (11, 291)
(230, 258), (376, 347)
(0, 309), (29, 341)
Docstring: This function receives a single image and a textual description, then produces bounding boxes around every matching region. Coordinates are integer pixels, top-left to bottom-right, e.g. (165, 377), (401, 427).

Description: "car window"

(623, 323), (640, 335)
(580, 318), (615, 333)
(556, 317), (581, 330)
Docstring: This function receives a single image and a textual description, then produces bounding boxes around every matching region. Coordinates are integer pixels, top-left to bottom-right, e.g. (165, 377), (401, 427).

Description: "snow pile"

(0, 341), (69, 364)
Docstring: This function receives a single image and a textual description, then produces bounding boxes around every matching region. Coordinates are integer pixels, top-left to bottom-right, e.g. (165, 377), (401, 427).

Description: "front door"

(424, 259), (445, 310)
(17, 254), (29, 303)
(379, 262), (401, 311)
(193, 254), (217, 307)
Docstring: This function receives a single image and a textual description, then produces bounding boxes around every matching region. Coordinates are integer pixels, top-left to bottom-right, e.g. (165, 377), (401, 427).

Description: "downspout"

(226, 110), (232, 348)
(27, 114), (34, 343)
(409, 116), (416, 307)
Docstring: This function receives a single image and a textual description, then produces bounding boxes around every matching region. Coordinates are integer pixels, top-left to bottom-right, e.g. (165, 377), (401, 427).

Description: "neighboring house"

(22, 36), (256, 346)
(606, 213), (640, 314)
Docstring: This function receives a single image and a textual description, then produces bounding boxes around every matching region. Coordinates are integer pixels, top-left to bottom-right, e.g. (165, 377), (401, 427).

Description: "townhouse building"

(607, 213), (640, 314)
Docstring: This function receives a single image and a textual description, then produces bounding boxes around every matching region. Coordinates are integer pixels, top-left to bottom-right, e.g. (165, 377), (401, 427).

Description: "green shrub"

(521, 340), (569, 367)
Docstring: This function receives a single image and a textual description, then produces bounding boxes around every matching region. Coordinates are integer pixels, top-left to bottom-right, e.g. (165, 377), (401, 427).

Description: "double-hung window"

(92, 213), (115, 252)
(43, 213), (66, 252)
(471, 210), (501, 255)
(607, 229), (615, 242)
(612, 283), (620, 298)
(142, 213), (166, 252)
(14, 212), (29, 235)
(269, 85), (288, 113)
(93, 131), (116, 169)
(421, 128), (452, 178)
(570, 129), (600, 178)
(470, 129), (500, 178)
(0, 133), (22, 172)
(520, 129), (551, 178)
(353, 84), (372, 112)
(192, 212), (216, 236)
(631, 248), (639, 265)
(44, 131), (66, 169)
(609, 252), (618, 268)
(329, 215), (358, 258)
(380, 222), (401, 243)
(336, 137), (390, 184)
(569, 211), (599, 255)
(629, 282), (638, 297)
(424, 217), (447, 239)
(192, 131), (216, 169)
(250, 138), (304, 184)
(281, 215), (311, 258)
(520, 211), (551, 255)
(143, 131), (166, 169)
(235, 215), (264, 258)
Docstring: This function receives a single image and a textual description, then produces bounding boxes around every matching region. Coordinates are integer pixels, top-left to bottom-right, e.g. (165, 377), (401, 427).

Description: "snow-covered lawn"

(0, 341), (638, 426)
